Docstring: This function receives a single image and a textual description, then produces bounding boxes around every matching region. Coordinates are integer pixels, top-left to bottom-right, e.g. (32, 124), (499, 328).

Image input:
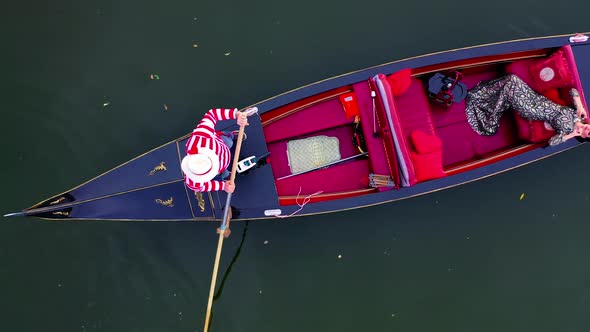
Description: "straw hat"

(181, 147), (220, 183)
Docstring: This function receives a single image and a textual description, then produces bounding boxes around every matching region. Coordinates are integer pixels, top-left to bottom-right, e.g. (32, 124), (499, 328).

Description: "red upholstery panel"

(513, 111), (555, 143)
(435, 123), (477, 166)
(472, 114), (518, 156)
(411, 150), (446, 182)
(391, 77), (436, 140)
(410, 130), (443, 154)
(275, 159), (370, 196)
(263, 97), (355, 143)
(436, 112), (518, 166)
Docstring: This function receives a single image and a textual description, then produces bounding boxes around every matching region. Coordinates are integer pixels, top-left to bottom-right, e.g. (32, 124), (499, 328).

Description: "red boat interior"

(261, 45), (588, 206)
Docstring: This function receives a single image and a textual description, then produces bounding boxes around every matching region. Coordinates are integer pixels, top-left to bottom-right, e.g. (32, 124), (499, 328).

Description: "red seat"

(392, 77), (436, 140)
(425, 70), (519, 167)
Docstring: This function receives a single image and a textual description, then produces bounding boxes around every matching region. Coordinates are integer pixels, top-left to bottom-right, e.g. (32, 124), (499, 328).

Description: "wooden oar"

(203, 119), (247, 332)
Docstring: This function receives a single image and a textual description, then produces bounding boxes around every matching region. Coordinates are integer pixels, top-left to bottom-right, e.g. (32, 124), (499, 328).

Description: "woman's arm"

(193, 108), (238, 137)
(571, 89), (588, 119)
(188, 179), (226, 192)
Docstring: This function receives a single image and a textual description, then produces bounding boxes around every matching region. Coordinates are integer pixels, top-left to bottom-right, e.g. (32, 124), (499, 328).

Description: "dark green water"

(2, 1), (590, 331)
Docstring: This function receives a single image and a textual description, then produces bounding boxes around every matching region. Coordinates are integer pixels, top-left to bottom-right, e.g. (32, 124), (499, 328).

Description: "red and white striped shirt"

(185, 108), (238, 192)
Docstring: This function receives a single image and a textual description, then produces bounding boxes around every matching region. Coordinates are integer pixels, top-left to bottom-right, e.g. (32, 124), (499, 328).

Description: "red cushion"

(387, 68), (412, 96)
(529, 50), (573, 92)
(542, 88), (568, 106)
(411, 151), (446, 182)
(513, 112), (555, 143)
(530, 121), (555, 142)
(505, 58), (539, 89)
(410, 130), (442, 154)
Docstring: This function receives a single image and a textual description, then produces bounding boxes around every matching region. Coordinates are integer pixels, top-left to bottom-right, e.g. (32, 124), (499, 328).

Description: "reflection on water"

(214, 221), (249, 301)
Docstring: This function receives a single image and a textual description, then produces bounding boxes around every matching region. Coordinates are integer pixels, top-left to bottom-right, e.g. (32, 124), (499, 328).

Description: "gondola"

(5, 32), (590, 221)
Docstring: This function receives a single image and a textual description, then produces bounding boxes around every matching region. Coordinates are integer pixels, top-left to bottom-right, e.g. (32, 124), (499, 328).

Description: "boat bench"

(354, 74), (427, 189)
(353, 80), (399, 190)
(373, 74), (428, 187)
(386, 44), (586, 176)
(424, 70), (519, 166)
(356, 74), (442, 188)
(377, 69), (518, 179)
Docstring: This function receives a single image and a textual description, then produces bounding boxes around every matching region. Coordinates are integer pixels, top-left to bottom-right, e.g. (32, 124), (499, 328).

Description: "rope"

(276, 187), (323, 219)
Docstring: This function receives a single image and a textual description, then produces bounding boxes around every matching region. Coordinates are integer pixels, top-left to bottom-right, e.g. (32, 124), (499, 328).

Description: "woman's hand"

(578, 106), (588, 121)
(572, 91), (588, 119)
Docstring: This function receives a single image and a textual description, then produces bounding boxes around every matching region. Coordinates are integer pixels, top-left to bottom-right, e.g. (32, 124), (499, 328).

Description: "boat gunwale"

(32, 141), (586, 222)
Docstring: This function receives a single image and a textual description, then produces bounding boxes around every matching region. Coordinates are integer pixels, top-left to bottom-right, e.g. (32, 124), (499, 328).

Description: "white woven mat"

(287, 135), (341, 174)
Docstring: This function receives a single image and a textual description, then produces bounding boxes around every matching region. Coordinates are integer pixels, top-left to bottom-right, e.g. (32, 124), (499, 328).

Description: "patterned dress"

(465, 74), (578, 146)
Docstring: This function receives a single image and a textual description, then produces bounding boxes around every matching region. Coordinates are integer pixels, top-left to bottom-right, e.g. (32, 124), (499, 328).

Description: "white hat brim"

(181, 147), (221, 184)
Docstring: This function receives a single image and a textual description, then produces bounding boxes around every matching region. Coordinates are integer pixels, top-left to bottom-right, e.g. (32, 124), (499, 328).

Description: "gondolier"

(181, 107), (255, 193)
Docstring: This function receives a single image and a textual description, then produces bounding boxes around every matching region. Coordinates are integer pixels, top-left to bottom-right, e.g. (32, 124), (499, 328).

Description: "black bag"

(427, 71), (467, 107)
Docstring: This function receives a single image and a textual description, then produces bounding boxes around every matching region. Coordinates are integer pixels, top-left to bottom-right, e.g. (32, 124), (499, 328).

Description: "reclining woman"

(465, 74), (589, 146)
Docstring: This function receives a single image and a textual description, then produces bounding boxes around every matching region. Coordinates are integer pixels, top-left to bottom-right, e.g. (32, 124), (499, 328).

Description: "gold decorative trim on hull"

(155, 197), (174, 207)
(194, 192), (206, 212)
(50, 197), (65, 205)
(149, 162), (167, 176)
(52, 211), (70, 216)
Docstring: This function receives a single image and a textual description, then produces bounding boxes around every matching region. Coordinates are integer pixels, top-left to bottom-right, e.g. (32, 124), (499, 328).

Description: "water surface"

(2, 1), (590, 331)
